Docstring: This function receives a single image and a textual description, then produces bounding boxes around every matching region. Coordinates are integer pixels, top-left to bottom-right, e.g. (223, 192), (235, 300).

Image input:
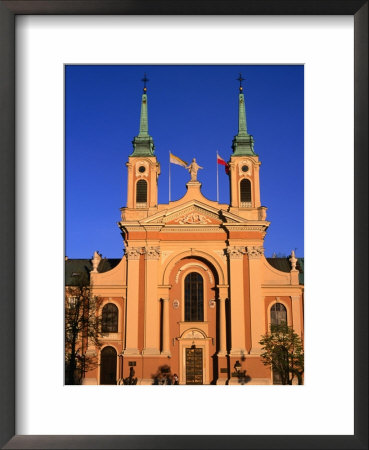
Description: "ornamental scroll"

(246, 246), (264, 259)
(226, 246), (246, 259)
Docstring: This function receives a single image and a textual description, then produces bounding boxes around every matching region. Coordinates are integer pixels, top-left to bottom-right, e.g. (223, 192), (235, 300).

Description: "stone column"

(247, 246), (265, 354)
(291, 295), (303, 337)
(123, 247), (142, 355)
(227, 246), (246, 356)
(142, 246), (161, 355)
(161, 298), (170, 355)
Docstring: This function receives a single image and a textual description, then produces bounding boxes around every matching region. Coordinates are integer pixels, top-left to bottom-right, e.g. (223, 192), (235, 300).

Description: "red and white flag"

(217, 153), (229, 174)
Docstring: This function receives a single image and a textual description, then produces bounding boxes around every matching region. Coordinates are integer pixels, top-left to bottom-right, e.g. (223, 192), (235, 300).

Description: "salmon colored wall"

(243, 254), (252, 353)
(138, 254), (145, 352)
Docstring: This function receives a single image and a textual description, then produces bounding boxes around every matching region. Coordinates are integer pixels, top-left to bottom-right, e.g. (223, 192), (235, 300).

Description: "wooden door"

(100, 346), (117, 385)
(186, 347), (203, 385)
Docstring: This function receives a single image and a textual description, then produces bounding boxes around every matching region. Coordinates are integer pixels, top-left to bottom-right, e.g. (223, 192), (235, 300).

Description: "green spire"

(232, 74), (256, 156)
(130, 74), (155, 157)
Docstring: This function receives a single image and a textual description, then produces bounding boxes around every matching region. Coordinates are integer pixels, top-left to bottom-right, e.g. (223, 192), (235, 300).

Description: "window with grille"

(102, 303), (118, 333)
(136, 179), (147, 204)
(185, 272), (204, 322)
(240, 179), (251, 204)
(271, 303), (287, 325)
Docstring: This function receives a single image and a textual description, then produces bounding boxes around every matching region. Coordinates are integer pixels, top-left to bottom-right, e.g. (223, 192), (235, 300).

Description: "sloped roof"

(65, 258), (121, 285)
(266, 257), (304, 285)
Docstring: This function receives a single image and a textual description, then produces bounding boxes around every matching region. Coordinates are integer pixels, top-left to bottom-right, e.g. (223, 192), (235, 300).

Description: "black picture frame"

(0, 1), (367, 449)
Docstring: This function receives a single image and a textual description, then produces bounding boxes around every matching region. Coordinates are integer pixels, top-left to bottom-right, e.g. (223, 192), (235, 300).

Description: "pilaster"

(227, 246), (246, 356)
(123, 247), (142, 355)
(247, 246), (265, 355)
(142, 246), (161, 355)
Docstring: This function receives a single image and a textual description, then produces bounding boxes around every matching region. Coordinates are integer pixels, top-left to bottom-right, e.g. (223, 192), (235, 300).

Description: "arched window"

(136, 179), (147, 204)
(185, 272), (204, 322)
(240, 179), (251, 204)
(102, 303), (118, 333)
(271, 303), (287, 325)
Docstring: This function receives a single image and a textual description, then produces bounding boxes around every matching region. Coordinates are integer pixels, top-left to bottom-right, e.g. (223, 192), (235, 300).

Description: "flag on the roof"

(170, 152), (188, 168)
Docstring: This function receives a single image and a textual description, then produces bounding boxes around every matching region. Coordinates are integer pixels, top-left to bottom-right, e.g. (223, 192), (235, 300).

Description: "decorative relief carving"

(209, 299), (216, 308)
(144, 246), (161, 260)
(125, 247), (144, 260)
(173, 299), (180, 309)
(238, 159), (252, 177)
(246, 246), (264, 259)
(226, 246), (246, 259)
(182, 329), (205, 340)
(163, 206), (219, 224)
(174, 212), (212, 225)
(135, 160), (149, 178)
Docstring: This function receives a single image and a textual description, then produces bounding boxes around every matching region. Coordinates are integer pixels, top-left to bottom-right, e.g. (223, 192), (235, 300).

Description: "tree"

(259, 323), (304, 385)
(65, 273), (103, 385)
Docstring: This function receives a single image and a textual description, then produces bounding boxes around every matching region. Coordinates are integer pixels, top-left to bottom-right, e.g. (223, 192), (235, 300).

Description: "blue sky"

(65, 65), (304, 259)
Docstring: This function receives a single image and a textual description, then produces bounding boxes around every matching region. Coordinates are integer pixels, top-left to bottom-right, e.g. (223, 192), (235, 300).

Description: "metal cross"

(237, 73), (245, 89)
(141, 73), (149, 90)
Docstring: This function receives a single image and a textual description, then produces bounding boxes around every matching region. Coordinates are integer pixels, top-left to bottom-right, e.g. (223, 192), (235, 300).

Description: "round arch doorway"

(100, 346), (117, 385)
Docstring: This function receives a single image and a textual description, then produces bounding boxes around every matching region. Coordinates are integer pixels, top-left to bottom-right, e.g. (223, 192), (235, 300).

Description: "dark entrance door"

(186, 347), (203, 384)
(100, 346), (117, 385)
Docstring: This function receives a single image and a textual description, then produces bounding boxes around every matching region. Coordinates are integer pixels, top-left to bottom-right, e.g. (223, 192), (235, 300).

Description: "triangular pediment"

(139, 200), (247, 226)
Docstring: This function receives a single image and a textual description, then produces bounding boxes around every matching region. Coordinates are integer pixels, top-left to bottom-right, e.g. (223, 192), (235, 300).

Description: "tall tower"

(229, 74), (262, 218)
(124, 74), (160, 217)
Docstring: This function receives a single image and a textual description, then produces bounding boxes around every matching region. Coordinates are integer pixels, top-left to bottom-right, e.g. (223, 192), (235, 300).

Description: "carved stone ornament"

(144, 246), (161, 260)
(226, 246), (246, 259)
(125, 247), (144, 260)
(91, 251), (102, 273)
(183, 329), (205, 340)
(238, 159), (252, 177)
(135, 160), (149, 178)
(173, 299), (180, 309)
(289, 250), (297, 270)
(174, 212), (211, 225)
(246, 246), (264, 259)
(209, 299), (216, 308)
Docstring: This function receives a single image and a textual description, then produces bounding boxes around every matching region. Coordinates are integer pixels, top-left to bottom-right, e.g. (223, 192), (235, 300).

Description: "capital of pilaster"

(226, 246), (246, 259)
(246, 246), (264, 259)
(144, 246), (161, 260)
(125, 247), (144, 260)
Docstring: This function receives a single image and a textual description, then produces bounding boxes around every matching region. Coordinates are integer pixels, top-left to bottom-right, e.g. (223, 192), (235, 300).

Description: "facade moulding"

(246, 246), (264, 259)
(226, 246), (247, 259)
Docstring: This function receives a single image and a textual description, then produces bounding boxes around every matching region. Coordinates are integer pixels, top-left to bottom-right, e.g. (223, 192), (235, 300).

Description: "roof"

(65, 258), (121, 285)
(266, 257), (304, 284)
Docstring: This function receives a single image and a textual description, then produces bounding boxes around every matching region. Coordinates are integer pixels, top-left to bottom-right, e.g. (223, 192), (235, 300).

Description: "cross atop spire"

(231, 74), (256, 156)
(237, 73), (245, 92)
(141, 73), (149, 92)
(130, 75), (155, 157)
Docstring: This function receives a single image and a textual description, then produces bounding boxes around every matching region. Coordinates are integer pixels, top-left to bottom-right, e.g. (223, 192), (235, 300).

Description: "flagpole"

(169, 151), (171, 203)
(216, 151), (219, 203)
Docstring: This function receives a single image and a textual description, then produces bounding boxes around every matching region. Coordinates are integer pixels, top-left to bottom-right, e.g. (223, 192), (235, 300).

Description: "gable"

(139, 200), (246, 226)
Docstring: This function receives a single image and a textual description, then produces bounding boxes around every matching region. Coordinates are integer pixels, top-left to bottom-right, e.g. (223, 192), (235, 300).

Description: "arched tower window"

(136, 179), (147, 205)
(240, 178), (251, 205)
(271, 303), (287, 326)
(102, 303), (118, 333)
(185, 272), (204, 322)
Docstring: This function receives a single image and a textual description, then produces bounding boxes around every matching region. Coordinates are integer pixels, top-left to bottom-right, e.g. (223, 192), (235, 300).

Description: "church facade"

(66, 80), (304, 385)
